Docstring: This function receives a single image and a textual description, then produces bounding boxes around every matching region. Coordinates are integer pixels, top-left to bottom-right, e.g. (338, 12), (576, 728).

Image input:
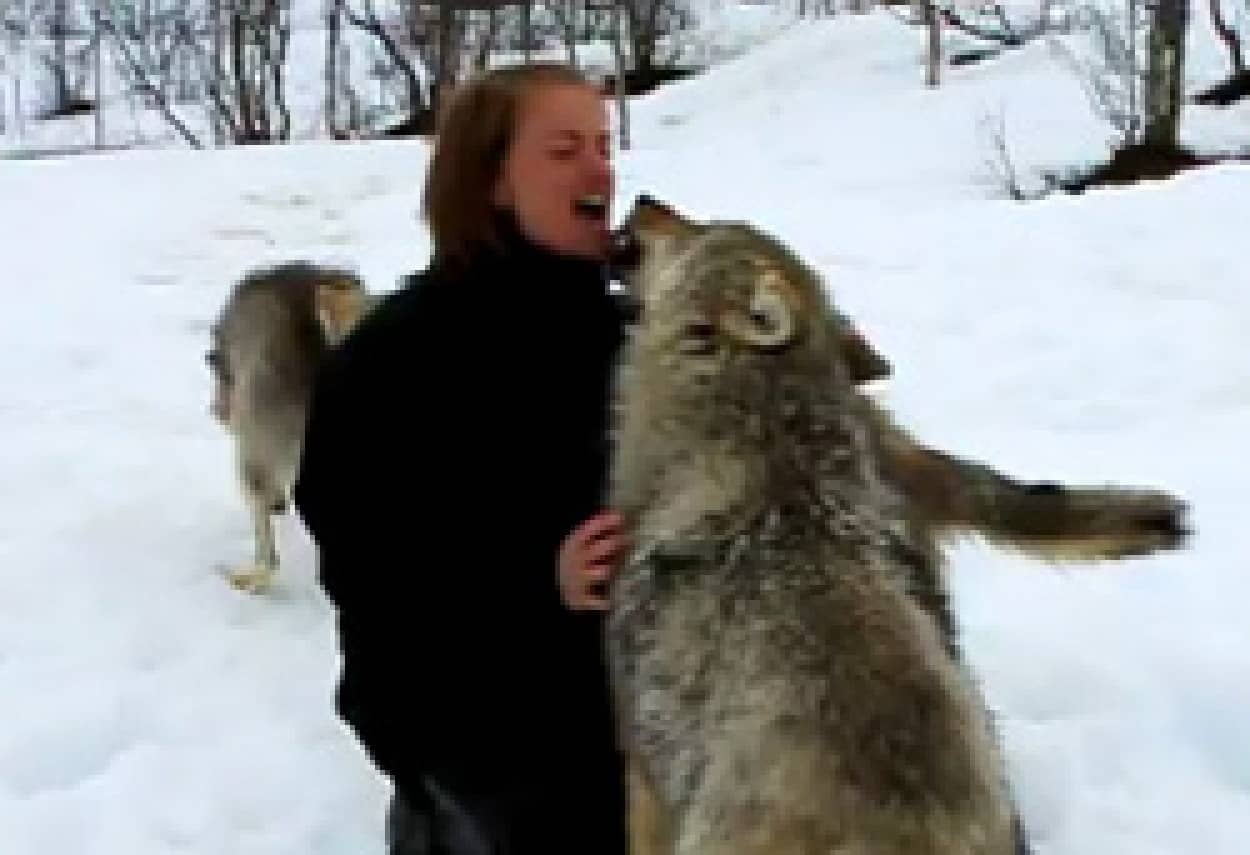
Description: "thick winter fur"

(603, 197), (1189, 855)
(207, 260), (376, 593)
(864, 408), (1188, 650)
(613, 196), (1189, 656)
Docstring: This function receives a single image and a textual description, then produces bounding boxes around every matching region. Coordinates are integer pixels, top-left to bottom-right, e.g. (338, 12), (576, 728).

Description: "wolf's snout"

(607, 224), (643, 276)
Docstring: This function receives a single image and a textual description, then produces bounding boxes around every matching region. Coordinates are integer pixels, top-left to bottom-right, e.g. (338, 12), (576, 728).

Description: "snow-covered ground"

(1, 8), (1247, 855)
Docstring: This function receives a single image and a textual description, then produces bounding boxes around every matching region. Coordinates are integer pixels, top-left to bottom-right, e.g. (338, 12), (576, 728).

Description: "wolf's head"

(613, 196), (890, 442)
(606, 196), (897, 548)
(615, 196), (890, 388)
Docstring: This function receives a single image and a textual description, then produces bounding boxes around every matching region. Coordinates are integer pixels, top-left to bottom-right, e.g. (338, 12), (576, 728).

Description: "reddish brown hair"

(421, 62), (599, 268)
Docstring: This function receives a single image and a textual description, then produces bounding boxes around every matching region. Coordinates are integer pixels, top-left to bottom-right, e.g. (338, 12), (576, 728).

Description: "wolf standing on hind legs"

(207, 261), (374, 594)
(600, 199), (1190, 855)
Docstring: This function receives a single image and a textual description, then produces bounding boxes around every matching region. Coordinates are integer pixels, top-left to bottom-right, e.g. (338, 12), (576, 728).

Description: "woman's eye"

(549, 148), (578, 161)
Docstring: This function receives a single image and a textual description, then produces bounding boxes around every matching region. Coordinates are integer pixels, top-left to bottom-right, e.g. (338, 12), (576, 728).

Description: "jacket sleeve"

(291, 304), (461, 802)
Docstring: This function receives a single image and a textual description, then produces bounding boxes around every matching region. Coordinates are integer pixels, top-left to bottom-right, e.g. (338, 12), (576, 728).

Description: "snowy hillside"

(2, 9), (1248, 855)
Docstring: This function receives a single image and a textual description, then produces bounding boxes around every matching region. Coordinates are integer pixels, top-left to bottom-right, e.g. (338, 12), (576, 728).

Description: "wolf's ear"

(723, 268), (797, 349)
(837, 319), (891, 383)
(315, 281), (370, 344)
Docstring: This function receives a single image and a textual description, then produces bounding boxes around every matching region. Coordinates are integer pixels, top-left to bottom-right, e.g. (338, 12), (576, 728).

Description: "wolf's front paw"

(1118, 491), (1192, 551)
(227, 562), (276, 594)
(1080, 488), (1193, 557)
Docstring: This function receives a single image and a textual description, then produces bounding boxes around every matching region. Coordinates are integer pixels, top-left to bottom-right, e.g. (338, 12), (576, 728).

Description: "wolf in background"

(207, 260), (376, 593)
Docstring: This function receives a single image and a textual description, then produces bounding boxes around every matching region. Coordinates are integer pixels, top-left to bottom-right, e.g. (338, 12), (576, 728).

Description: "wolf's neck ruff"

(610, 332), (895, 551)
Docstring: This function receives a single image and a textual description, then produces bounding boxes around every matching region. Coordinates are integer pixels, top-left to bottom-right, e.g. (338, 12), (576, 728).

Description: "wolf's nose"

(614, 292), (643, 325)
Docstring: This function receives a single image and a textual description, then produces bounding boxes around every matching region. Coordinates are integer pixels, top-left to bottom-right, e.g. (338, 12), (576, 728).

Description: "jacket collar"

(480, 207), (612, 285)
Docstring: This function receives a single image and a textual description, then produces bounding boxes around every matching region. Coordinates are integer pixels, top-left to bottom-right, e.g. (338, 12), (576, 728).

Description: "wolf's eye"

(685, 321), (716, 338)
(749, 308), (773, 328)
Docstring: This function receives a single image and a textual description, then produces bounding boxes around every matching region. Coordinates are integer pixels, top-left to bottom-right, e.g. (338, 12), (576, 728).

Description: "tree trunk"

(476, 7), (498, 71)
(523, 0), (532, 62)
(612, 2), (629, 149)
(52, 0), (69, 112)
(94, 11), (103, 147)
(925, 1), (941, 87)
(327, 0), (341, 136)
(1142, 0), (1188, 149)
(434, 0), (455, 117)
(564, 1), (579, 68)
(232, 7), (252, 140)
(210, 0), (225, 144)
(269, 0), (291, 141)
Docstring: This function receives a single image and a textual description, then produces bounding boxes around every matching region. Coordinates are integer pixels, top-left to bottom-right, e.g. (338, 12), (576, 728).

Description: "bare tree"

(470, 6), (502, 71)
(97, 7), (204, 147)
(344, 0), (427, 124)
(225, 0), (291, 142)
(327, 0), (342, 136)
(1141, 0), (1187, 149)
(548, 0), (581, 68)
(609, 0), (628, 147)
(1055, 0), (1190, 150)
(50, 0), (67, 109)
(924, 0), (940, 86)
(1049, 0), (1148, 146)
(620, 0), (691, 91)
(93, 0), (295, 146)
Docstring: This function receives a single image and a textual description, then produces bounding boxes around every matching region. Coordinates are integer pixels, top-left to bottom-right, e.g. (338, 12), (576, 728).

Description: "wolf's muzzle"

(607, 225), (644, 324)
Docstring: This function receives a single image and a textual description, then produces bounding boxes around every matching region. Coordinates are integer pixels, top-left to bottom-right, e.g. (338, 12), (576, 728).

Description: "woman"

(292, 63), (633, 855)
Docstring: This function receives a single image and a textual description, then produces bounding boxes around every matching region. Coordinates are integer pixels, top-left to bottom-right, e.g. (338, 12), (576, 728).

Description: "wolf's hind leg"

(228, 459), (283, 594)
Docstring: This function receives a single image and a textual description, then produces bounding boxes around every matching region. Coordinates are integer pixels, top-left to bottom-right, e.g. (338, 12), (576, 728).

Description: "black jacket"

(292, 216), (630, 852)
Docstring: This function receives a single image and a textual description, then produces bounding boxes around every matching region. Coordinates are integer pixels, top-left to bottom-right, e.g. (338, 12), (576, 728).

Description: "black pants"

(386, 774), (1029, 855)
(386, 767), (627, 855)
(387, 777), (509, 855)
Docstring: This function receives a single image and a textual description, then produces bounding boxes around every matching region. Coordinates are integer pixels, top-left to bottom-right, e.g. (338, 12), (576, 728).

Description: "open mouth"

(573, 194), (609, 220)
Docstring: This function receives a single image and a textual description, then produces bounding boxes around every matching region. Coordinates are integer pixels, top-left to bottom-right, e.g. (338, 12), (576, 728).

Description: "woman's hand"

(557, 510), (626, 611)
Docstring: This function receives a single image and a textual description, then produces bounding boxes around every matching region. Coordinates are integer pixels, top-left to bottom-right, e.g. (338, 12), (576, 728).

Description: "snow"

(2, 7), (1248, 855)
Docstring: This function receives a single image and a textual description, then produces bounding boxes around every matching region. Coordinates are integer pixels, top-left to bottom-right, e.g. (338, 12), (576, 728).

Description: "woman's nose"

(585, 148), (614, 180)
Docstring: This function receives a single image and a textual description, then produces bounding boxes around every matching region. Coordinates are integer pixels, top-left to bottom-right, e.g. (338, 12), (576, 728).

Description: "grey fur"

(208, 260), (376, 593)
(605, 211), (1018, 855)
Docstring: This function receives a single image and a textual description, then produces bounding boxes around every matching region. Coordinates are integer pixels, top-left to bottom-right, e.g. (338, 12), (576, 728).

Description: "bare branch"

(173, 15), (241, 140)
(938, 5), (1036, 46)
(1207, 0), (1245, 75)
(96, 7), (203, 149)
(343, 0), (426, 114)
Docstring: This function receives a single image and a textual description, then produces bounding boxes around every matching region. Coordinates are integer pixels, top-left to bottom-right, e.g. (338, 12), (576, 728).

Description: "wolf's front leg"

(874, 415), (1191, 561)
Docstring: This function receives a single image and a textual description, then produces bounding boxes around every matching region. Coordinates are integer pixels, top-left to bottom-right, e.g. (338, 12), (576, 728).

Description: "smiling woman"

(291, 62), (634, 855)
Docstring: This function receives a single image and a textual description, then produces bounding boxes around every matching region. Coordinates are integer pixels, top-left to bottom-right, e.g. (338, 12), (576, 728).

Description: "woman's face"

(493, 82), (615, 260)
